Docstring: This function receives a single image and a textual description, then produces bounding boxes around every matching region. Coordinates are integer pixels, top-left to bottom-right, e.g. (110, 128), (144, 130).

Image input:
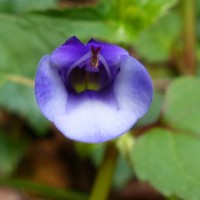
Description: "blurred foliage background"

(0, 0), (200, 200)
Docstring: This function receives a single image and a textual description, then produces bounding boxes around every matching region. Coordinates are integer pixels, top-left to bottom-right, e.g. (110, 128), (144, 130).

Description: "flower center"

(67, 46), (112, 93)
(69, 67), (101, 92)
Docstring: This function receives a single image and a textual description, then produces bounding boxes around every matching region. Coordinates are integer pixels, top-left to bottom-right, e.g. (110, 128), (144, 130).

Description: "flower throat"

(68, 46), (111, 93)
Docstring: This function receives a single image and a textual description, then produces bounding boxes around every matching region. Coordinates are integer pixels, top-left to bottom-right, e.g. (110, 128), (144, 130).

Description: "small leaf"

(132, 128), (200, 200)
(0, 132), (27, 177)
(163, 77), (200, 135)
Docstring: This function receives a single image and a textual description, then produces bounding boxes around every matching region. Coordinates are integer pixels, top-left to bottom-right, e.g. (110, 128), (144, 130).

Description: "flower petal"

(114, 55), (153, 119)
(35, 55), (68, 121)
(63, 36), (83, 45)
(87, 39), (129, 66)
(53, 90), (137, 143)
(50, 36), (87, 69)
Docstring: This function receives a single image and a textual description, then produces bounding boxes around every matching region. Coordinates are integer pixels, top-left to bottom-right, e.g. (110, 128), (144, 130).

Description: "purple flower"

(35, 36), (153, 143)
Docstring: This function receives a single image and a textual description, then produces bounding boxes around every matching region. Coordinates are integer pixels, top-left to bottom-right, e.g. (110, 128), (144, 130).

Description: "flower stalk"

(89, 142), (118, 200)
(182, 0), (196, 75)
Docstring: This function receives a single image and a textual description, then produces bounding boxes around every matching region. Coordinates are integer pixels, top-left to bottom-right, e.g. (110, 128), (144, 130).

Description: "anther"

(90, 46), (101, 68)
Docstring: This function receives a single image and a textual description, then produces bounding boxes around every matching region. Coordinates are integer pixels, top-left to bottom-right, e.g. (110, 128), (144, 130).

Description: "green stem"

(89, 142), (118, 200)
(0, 178), (88, 200)
(182, 0), (196, 75)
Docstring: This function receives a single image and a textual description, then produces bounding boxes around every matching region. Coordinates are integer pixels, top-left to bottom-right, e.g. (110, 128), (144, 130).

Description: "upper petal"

(63, 36), (83, 45)
(50, 36), (87, 69)
(35, 55), (68, 121)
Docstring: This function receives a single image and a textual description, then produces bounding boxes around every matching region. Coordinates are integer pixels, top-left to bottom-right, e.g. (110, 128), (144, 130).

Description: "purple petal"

(114, 55), (153, 119)
(87, 39), (129, 66)
(35, 55), (68, 121)
(63, 36), (83, 45)
(50, 36), (87, 69)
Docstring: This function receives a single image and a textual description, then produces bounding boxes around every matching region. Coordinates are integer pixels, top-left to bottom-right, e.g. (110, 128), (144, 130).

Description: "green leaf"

(0, 0), (57, 14)
(132, 128), (200, 200)
(134, 12), (181, 62)
(163, 77), (200, 135)
(0, 132), (27, 177)
(136, 91), (164, 127)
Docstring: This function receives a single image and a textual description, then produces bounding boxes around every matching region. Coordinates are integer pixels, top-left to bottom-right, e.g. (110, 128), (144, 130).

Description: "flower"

(35, 36), (153, 143)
